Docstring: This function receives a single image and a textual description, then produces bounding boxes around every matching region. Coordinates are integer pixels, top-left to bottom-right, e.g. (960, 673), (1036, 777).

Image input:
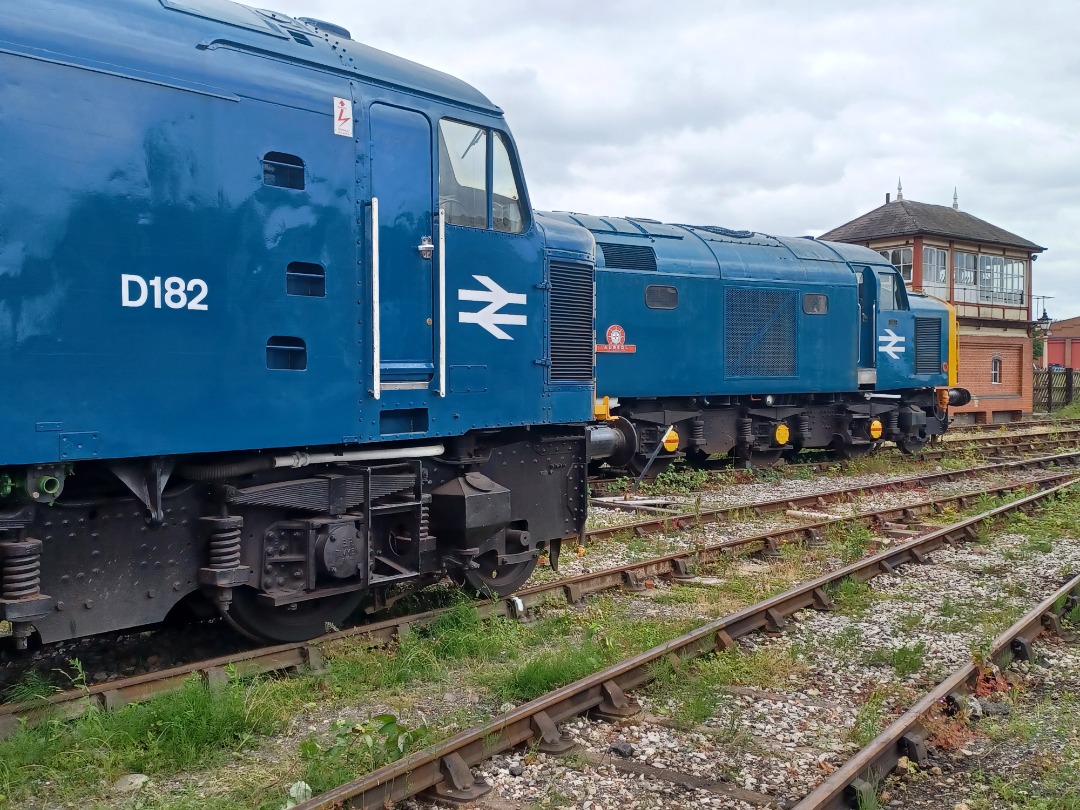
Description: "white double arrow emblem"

(458, 275), (527, 340)
(878, 328), (906, 360)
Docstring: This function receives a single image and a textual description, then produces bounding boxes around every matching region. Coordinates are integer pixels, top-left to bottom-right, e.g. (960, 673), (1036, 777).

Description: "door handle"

(417, 236), (434, 260)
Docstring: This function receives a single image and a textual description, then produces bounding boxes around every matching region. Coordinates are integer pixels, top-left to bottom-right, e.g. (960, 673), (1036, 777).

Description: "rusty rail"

(291, 478), (1078, 810)
(794, 572), (1080, 809)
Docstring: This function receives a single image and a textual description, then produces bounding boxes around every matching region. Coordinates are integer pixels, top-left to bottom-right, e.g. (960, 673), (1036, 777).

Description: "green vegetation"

(651, 643), (807, 731)
(0, 669), (295, 806)
(821, 521), (875, 563)
(298, 714), (429, 795)
(827, 576), (874, 615)
(848, 689), (888, 747)
(866, 641), (927, 678)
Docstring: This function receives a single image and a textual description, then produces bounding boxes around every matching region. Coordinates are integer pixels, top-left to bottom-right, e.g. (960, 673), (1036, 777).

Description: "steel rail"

(609, 432), (1080, 481)
(290, 479), (1078, 810)
(794, 571), (1080, 810)
(2, 458), (1075, 736)
(943, 426), (1080, 450)
(949, 416), (1077, 433)
(586, 451), (1080, 543)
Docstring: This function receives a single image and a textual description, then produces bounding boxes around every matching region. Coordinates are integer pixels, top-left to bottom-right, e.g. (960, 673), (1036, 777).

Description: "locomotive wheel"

(733, 448), (784, 468)
(222, 587), (367, 643)
(626, 453), (674, 480)
(456, 551), (538, 598)
(828, 440), (880, 461)
(896, 436), (928, 456)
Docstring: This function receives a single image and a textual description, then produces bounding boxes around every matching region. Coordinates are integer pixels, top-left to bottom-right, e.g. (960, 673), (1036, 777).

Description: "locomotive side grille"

(549, 261), (595, 383)
(597, 242), (657, 272)
(914, 317), (942, 374)
(725, 288), (797, 377)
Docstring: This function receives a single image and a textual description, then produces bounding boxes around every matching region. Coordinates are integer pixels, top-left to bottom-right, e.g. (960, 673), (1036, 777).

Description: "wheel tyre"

(455, 551), (538, 599)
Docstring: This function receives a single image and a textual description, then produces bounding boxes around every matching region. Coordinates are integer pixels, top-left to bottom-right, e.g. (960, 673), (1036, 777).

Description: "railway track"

(793, 573), (1080, 809)
(3, 452), (1076, 737)
(948, 415), (1079, 433)
(287, 479), (1079, 810)
(589, 426), (1080, 489)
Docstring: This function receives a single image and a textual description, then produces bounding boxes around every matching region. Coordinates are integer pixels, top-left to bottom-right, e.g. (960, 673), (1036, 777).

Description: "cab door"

(857, 266), (877, 386)
(369, 103), (435, 388)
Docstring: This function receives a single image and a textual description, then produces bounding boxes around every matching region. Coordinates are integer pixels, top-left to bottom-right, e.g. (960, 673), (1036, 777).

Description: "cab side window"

(438, 120), (487, 228)
(439, 120), (526, 233)
(876, 270), (907, 311)
(492, 132), (524, 233)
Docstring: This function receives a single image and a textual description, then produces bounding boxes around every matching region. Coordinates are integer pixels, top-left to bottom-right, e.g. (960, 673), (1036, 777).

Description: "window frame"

(438, 118), (529, 234)
(991, 355), (1002, 385)
(922, 247), (948, 285)
(879, 247), (913, 282)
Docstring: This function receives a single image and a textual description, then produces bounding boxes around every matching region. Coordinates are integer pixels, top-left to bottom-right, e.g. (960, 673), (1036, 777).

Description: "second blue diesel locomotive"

(539, 214), (970, 474)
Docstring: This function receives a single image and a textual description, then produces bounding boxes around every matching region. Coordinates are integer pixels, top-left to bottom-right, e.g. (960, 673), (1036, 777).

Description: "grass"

(651, 642), (807, 731)
(865, 641), (927, 678)
(0, 670), (297, 806)
(828, 577), (874, 615)
(848, 688), (888, 747)
(821, 521), (875, 563)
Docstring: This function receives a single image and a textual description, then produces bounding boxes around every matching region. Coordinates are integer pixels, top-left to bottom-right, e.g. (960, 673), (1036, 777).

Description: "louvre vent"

(597, 242), (657, 272)
(914, 318), (942, 375)
(725, 288), (797, 377)
(549, 261), (594, 383)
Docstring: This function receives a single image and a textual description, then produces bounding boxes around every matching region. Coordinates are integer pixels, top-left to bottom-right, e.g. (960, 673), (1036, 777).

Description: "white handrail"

(437, 207), (446, 397)
(371, 196), (381, 400)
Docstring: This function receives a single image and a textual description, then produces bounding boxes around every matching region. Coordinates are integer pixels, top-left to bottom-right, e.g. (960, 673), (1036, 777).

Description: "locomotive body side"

(0, 0), (598, 644)
(539, 212), (966, 473)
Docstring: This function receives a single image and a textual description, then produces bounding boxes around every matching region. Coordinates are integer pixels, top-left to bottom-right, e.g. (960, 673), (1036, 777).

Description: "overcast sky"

(273, 0), (1079, 321)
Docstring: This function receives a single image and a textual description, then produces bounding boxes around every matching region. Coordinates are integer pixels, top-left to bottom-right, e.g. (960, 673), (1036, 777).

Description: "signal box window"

(438, 120), (488, 228)
(878, 247), (913, 282)
(439, 121), (527, 233)
(991, 356), (1002, 384)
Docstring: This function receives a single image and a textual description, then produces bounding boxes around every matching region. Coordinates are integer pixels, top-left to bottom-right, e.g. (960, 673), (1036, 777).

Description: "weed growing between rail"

(0, 668), (297, 806)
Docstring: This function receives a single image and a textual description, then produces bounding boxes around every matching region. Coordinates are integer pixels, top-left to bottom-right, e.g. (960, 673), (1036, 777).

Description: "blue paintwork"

(539, 212), (950, 399)
(0, 0), (595, 465)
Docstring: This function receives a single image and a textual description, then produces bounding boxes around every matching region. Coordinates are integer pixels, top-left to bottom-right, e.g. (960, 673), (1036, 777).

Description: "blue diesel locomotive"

(538, 213), (970, 475)
(0, 0), (621, 644)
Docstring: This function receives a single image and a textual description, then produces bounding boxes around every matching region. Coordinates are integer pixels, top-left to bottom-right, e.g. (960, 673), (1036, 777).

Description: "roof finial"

(952, 187), (959, 210)
(896, 177), (903, 201)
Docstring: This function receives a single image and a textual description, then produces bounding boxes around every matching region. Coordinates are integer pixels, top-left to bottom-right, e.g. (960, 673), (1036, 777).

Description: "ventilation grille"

(549, 262), (594, 383)
(914, 318), (942, 375)
(725, 289), (797, 377)
(597, 242), (657, 272)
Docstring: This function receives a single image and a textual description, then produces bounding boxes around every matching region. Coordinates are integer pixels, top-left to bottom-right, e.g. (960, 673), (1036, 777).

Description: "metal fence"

(1034, 368), (1079, 412)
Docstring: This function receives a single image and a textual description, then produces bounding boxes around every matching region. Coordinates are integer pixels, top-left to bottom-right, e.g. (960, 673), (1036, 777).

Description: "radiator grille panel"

(597, 242), (657, 272)
(725, 288), (797, 377)
(914, 317), (942, 374)
(549, 261), (594, 383)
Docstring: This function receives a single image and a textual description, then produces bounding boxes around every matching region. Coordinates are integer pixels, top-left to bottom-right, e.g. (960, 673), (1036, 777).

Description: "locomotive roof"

(539, 212), (889, 279)
(4, 0), (500, 114)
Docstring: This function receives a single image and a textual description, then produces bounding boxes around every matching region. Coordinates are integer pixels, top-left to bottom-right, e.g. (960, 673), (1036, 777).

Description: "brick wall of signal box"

(951, 334), (1032, 421)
